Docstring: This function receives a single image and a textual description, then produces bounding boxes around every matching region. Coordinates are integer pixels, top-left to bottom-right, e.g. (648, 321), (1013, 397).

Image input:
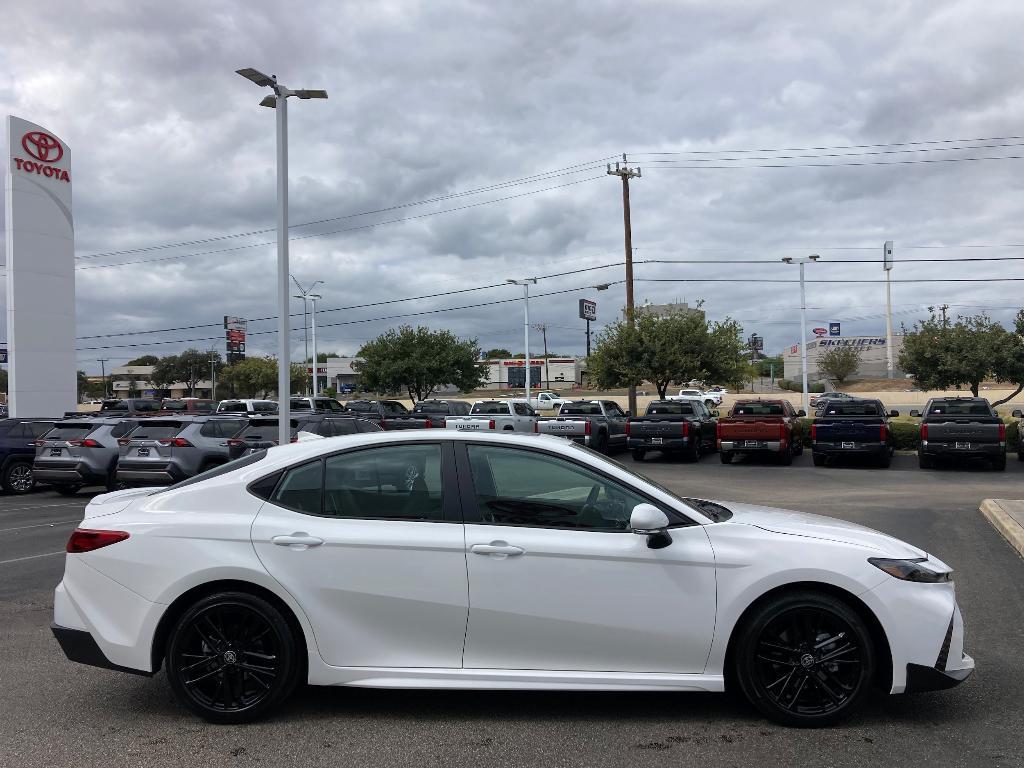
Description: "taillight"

(488, 419), (495, 430)
(585, 421), (592, 436)
(780, 423), (786, 440)
(157, 437), (193, 448)
(533, 421), (539, 433)
(681, 422), (689, 437)
(290, 435), (298, 443)
(880, 424), (888, 442)
(33, 439), (45, 447)
(425, 419), (433, 429)
(811, 424), (817, 441)
(999, 423), (1007, 441)
(67, 529), (130, 553)
(716, 422), (722, 439)
(227, 438), (244, 446)
(625, 420), (631, 437)
(117, 438), (131, 446)
(921, 424), (929, 441)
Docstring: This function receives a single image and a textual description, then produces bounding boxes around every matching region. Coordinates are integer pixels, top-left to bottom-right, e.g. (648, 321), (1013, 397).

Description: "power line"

(637, 140), (1024, 164)
(629, 134), (1024, 156)
(76, 157), (616, 261)
(76, 174), (608, 272)
(643, 154), (1024, 170)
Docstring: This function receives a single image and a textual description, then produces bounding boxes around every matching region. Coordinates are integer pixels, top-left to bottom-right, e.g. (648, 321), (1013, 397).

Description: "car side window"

(29, 422), (55, 438)
(110, 421), (136, 438)
(270, 460), (323, 515)
(466, 445), (651, 531)
(323, 444), (443, 521)
(605, 402), (625, 418)
(6, 423), (31, 439)
(513, 403), (528, 416)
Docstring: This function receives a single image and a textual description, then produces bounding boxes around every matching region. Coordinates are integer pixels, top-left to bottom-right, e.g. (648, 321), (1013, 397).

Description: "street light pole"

(236, 67), (328, 447)
(97, 358), (109, 399)
(507, 278), (537, 405)
(884, 240), (895, 379)
(310, 293), (321, 395)
(782, 254), (819, 415)
(292, 276), (323, 395)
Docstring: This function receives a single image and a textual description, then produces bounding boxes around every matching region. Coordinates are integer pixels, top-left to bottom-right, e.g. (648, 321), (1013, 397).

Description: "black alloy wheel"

(166, 592), (299, 724)
(3, 463), (35, 494)
(687, 436), (702, 462)
(735, 592), (875, 727)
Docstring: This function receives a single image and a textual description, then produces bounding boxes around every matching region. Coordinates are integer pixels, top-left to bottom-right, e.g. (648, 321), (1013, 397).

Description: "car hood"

(714, 500), (927, 558)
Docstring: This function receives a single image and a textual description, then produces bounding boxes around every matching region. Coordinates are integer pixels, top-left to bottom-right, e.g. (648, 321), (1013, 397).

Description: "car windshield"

(559, 403), (603, 415)
(733, 403), (784, 415)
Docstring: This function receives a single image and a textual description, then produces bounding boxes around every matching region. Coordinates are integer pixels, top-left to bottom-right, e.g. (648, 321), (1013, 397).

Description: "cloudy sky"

(3, 0), (1024, 375)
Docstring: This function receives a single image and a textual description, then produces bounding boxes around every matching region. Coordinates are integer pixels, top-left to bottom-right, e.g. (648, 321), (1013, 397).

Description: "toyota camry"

(51, 431), (972, 726)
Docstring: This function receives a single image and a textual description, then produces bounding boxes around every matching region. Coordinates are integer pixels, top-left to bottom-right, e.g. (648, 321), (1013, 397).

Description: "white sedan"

(52, 432), (972, 726)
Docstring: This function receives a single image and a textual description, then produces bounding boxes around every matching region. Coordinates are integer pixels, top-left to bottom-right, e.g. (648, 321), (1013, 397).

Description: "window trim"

(453, 441), (697, 532)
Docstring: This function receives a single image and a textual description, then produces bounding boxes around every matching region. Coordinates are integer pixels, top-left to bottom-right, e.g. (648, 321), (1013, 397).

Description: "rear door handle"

(471, 542), (525, 557)
(272, 533), (324, 548)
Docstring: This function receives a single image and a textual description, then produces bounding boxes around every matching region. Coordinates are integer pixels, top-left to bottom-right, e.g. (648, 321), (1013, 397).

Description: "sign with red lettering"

(12, 130), (71, 182)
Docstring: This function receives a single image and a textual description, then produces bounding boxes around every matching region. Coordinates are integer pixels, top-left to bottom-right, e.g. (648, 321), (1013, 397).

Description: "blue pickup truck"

(811, 398), (898, 468)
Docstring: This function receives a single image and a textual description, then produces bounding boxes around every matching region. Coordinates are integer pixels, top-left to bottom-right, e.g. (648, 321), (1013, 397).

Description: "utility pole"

(782, 255), (820, 415)
(533, 323), (549, 388)
(608, 155), (641, 415)
(292, 276), (324, 395)
(507, 278), (537, 405)
(310, 293), (321, 395)
(209, 350), (217, 400)
(97, 358), (109, 399)
(585, 319), (591, 358)
(940, 304), (949, 325)
(884, 241), (895, 379)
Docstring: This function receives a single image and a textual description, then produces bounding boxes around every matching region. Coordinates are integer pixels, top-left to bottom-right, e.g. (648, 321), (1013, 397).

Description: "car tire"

(720, 451), (734, 464)
(918, 451), (933, 469)
(2, 462), (35, 495)
(165, 591), (301, 724)
(595, 431), (609, 454)
(992, 454), (1007, 472)
(54, 485), (82, 496)
(1017, 450), (1024, 462)
(632, 448), (646, 462)
(779, 445), (794, 466)
(734, 590), (876, 727)
(687, 438), (702, 463)
(812, 453), (826, 467)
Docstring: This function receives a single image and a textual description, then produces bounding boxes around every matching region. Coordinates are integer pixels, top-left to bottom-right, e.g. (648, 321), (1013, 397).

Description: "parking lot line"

(0, 501), (87, 514)
(0, 551), (65, 566)
(0, 519), (81, 533)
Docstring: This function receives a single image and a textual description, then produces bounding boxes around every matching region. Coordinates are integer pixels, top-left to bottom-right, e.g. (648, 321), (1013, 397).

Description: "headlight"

(868, 557), (952, 583)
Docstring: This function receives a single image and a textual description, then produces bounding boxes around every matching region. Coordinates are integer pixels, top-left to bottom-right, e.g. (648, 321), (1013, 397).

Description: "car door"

(602, 401), (628, 446)
(251, 441), (469, 668)
(457, 442), (717, 673)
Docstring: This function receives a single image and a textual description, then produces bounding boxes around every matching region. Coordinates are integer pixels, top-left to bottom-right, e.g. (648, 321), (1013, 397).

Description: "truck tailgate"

(926, 421), (1002, 444)
(630, 420), (687, 437)
(719, 420), (783, 440)
(814, 420), (883, 443)
(537, 418), (587, 437)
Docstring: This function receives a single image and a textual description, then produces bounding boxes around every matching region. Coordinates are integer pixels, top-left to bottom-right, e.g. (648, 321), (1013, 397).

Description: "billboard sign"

(0, 349), (6, 364)
(579, 299), (597, 321)
(812, 327), (828, 337)
(224, 316), (247, 362)
(829, 322), (841, 336)
(884, 240), (894, 271)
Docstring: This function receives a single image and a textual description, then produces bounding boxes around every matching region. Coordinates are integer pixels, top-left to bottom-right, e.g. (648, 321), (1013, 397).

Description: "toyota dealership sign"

(15, 130), (71, 182)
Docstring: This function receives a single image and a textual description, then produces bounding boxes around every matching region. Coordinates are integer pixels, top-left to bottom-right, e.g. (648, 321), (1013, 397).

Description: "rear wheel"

(631, 448), (646, 462)
(812, 453), (827, 467)
(918, 451), (933, 469)
(779, 445), (794, 466)
(720, 451), (734, 464)
(687, 437), (702, 462)
(165, 591), (300, 724)
(992, 454), (1007, 471)
(54, 485), (82, 496)
(2, 463), (34, 495)
(734, 591), (875, 727)
(876, 450), (892, 469)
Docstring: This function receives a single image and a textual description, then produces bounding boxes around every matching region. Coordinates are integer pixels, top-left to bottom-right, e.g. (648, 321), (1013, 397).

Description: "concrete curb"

(980, 499), (1024, 559)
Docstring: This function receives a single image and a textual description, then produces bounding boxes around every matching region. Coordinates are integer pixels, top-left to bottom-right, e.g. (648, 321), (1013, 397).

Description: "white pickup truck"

(667, 388), (722, 407)
(444, 400), (539, 432)
(533, 391), (573, 411)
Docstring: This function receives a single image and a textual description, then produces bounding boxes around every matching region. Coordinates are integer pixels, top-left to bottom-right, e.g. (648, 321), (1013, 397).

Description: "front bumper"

(905, 660), (974, 692)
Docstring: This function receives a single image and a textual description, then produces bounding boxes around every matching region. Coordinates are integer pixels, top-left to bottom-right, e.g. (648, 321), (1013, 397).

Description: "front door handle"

(272, 533), (324, 549)
(471, 541), (525, 557)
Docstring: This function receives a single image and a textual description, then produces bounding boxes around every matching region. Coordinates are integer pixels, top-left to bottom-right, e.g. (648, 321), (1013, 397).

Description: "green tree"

(354, 325), (487, 402)
(152, 349), (221, 395)
(222, 356), (277, 398)
(817, 345), (863, 384)
(291, 362), (310, 395)
(899, 310), (1024, 401)
(483, 348), (512, 359)
(588, 305), (748, 399)
(126, 355), (160, 366)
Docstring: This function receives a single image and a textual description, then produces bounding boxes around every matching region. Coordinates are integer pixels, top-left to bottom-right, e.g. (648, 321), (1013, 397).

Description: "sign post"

(579, 299), (597, 357)
(224, 316), (247, 363)
(884, 241), (894, 379)
(3, 116), (76, 416)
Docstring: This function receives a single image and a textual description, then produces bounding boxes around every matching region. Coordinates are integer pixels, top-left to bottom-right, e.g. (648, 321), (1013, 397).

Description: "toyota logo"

(21, 131), (63, 163)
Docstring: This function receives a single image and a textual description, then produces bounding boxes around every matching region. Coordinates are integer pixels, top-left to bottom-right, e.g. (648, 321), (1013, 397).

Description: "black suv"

(227, 415), (381, 460)
(343, 399), (410, 427)
(0, 418), (60, 494)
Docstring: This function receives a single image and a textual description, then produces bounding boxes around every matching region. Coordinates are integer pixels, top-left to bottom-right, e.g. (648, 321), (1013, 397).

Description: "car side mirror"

(624, 410), (631, 417)
(1014, 409), (1023, 418)
(797, 409), (806, 417)
(889, 410), (900, 417)
(629, 503), (672, 549)
(910, 409), (921, 417)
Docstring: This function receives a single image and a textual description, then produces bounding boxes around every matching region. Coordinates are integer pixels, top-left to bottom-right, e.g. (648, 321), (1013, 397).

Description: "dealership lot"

(1, 453), (1022, 768)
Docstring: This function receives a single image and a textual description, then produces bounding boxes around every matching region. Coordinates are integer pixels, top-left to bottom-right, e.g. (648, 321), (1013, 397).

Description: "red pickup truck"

(717, 399), (806, 465)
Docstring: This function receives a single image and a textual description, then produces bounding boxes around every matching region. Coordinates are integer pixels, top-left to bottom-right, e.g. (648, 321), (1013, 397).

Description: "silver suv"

(33, 417), (139, 495)
(116, 415), (248, 486)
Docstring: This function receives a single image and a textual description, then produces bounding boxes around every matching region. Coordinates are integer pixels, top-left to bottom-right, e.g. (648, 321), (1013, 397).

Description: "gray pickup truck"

(385, 399), (473, 430)
(911, 397), (1006, 470)
(626, 399), (717, 461)
(535, 400), (628, 454)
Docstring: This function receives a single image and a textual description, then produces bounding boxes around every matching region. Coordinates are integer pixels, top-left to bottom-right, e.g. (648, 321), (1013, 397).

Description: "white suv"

(216, 399), (278, 415)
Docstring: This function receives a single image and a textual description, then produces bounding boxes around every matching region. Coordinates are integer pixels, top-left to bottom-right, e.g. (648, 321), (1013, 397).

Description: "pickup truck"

(717, 399), (806, 465)
(810, 399), (898, 468)
(533, 391), (573, 411)
(384, 399), (473, 429)
(444, 400), (538, 432)
(911, 397), (1006, 470)
(534, 400), (628, 453)
(343, 399), (411, 428)
(626, 399), (718, 462)
(667, 388), (722, 407)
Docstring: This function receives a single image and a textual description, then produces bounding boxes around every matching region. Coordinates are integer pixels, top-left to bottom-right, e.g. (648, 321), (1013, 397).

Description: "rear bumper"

(116, 462), (181, 485)
(51, 623), (153, 677)
(920, 441), (1004, 458)
(719, 440), (782, 452)
(33, 465), (104, 485)
(812, 442), (887, 457)
(628, 437), (688, 451)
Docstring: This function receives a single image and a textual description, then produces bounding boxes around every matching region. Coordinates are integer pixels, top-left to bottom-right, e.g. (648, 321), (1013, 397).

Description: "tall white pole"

(276, 92), (291, 446)
(524, 283), (531, 406)
(310, 295), (319, 396)
(884, 240), (895, 379)
(301, 296), (310, 392)
(799, 261), (810, 415)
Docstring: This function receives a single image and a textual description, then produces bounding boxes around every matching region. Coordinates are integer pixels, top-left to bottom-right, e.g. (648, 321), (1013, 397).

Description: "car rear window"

(825, 403), (881, 416)
(929, 402), (991, 415)
(237, 422), (278, 440)
(291, 399), (312, 411)
(218, 402), (248, 412)
(415, 402), (451, 414)
(733, 403), (785, 416)
(134, 401), (163, 412)
(129, 422), (185, 439)
(472, 402), (508, 415)
(559, 403), (603, 415)
(152, 450), (268, 495)
(100, 400), (129, 412)
(161, 401), (189, 412)
(44, 424), (97, 440)
(647, 403), (694, 415)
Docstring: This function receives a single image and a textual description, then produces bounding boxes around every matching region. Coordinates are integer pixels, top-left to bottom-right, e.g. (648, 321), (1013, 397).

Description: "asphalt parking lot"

(2, 452), (1023, 768)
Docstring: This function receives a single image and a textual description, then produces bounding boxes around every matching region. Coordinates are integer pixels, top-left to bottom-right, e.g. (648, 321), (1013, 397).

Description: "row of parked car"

(0, 392), (1014, 496)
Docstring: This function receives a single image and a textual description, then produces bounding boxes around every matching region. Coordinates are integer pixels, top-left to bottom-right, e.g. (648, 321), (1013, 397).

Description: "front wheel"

(734, 591), (876, 727)
(165, 591), (300, 724)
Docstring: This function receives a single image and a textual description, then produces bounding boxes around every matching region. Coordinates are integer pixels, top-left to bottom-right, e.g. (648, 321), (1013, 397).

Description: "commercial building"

(628, 301), (706, 321)
(479, 358), (584, 390)
(306, 357), (360, 392)
(109, 365), (214, 399)
(783, 335), (906, 382)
